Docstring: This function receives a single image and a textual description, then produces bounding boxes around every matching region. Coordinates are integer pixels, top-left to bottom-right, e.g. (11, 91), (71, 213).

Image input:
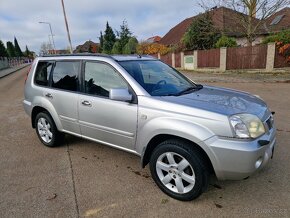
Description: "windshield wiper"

(174, 84), (203, 96)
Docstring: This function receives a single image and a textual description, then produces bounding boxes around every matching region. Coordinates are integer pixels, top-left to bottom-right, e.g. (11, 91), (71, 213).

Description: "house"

(73, 40), (99, 53)
(145, 36), (162, 43)
(159, 6), (290, 47)
(265, 7), (290, 33)
(48, 49), (70, 54)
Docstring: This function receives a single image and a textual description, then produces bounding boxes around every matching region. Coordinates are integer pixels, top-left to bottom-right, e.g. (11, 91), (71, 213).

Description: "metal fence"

(0, 57), (32, 70)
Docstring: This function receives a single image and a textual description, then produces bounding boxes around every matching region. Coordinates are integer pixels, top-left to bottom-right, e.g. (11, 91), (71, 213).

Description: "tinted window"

(84, 62), (128, 97)
(52, 61), (79, 91)
(34, 61), (53, 86)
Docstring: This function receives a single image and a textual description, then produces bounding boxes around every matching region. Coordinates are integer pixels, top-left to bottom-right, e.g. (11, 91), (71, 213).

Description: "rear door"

(47, 60), (81, 134)
(78, 61), (138, 150)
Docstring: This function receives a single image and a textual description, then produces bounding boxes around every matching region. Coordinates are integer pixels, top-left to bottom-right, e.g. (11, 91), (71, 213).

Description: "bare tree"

(198, 0), (290, 46)
(39, 42), (53, 56)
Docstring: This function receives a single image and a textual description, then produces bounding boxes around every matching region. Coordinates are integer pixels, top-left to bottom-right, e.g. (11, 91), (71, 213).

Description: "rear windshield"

(118, 60), (195, 96)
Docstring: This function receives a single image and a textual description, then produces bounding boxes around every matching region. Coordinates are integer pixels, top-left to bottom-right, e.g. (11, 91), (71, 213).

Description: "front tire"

(35, 112), (63, 147)
(150, 139), (209, 201)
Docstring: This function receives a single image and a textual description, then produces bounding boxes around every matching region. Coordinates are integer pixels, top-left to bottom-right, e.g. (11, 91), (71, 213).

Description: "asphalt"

(0, 67), (289, 218)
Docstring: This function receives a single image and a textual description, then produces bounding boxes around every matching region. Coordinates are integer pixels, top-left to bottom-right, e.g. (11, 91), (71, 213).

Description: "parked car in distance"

(23, 54), (276, 201)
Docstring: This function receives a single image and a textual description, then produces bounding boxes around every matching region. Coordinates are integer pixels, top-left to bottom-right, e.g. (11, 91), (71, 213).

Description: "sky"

(0, 0), (203, 54)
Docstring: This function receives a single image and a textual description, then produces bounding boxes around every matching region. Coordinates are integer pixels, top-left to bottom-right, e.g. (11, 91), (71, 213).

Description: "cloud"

(0, 0), (202, 53)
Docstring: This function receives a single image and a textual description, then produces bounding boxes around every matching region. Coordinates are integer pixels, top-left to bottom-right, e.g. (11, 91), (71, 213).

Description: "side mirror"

(109, 88), (133, 102)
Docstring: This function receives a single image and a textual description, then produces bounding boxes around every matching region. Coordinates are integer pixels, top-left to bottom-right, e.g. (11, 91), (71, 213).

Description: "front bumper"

(203, 127), (276, 180)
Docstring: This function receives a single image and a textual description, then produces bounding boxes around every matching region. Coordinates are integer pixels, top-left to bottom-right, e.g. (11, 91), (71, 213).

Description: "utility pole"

(61, 0), (73, 53)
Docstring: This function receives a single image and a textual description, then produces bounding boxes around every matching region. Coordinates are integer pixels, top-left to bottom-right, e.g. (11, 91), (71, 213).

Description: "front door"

(78, 61), (137, 150)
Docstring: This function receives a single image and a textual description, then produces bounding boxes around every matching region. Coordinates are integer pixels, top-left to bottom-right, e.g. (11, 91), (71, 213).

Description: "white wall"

(236, 36), (265, 47)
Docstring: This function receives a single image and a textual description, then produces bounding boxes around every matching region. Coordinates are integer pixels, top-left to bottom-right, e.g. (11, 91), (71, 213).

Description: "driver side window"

(84, 62), (128, 98)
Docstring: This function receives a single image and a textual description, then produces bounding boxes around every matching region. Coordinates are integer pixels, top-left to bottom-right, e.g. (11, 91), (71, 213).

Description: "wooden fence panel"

(197, 48), (220, 68)
(160, 53), (172, 66)
(175, 52), (181, 68)
(184, 50), (193, 55)
(226, 45), (267, 70)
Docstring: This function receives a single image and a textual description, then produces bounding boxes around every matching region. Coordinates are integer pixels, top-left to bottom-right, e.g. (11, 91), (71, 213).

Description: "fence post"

(180, 52), (184, 69)
(172, 53), (175, 68)
(193, 50), (198, 70)
(266, 43), (275, 71)
(158, 53), (161, 59)
(220, 47), (227, 72)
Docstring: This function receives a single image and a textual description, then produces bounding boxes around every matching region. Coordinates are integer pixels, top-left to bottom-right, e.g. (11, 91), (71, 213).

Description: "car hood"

(160, 85), (270, 120)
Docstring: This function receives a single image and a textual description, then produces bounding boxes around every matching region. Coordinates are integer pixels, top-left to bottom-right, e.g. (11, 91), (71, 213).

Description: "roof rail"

(41, 53), (112, 58)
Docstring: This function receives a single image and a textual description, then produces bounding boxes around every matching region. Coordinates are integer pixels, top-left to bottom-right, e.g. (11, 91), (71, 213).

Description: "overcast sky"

(0, 0), (203, 53)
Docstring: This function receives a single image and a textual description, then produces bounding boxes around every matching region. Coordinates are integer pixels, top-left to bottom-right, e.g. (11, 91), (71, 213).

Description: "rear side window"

(34, 61), (53, 86)
(51, 61), (80, 92)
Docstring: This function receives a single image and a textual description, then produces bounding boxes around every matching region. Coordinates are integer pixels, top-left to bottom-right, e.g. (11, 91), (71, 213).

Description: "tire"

(35, 112), (64, 147)
(149, 139), (209, 201)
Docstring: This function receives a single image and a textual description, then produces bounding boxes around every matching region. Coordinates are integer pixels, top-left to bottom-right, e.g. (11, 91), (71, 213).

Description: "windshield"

(118, 60), (198, 96)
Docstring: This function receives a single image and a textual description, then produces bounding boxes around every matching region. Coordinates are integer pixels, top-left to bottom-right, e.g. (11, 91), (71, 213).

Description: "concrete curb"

(0, 64), (30, 79)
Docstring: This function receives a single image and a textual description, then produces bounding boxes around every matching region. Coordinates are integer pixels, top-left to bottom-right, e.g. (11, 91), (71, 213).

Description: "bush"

(123, 37), (138, 54)
(111, 41), (122, 54)
(262, 29), (290, 44)
(137, 42), (171, 55)
(215, 35), (237, 48)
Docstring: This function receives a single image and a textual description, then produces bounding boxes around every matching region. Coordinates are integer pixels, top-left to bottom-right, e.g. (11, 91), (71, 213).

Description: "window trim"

(33, 60), (54, 88)
(80, 60), (138, 104)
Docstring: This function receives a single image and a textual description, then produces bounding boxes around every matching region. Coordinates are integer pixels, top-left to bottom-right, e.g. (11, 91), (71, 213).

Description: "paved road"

(0, 67), (290, 218)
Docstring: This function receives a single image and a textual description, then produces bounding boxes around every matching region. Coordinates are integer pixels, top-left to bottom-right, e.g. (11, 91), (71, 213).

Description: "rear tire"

(35, 112), (64, 147)
(149, 139), (209, 201)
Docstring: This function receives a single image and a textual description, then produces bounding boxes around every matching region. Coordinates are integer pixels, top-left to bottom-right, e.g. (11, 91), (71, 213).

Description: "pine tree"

(14, 37), (23, 57)
(119, 20), (132, 53)
(103, 22), (116, 54)
(0, 40), (8, 57)
(24, 45), (31, 57)
(182, 13), (220, 50)
(99, 31), (104, 53)
(6, 41), (16, 57)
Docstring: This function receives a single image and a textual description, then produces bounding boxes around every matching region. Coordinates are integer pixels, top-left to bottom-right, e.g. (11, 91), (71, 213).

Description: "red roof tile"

(159, 7), (265, 46)
(146, 36), (162, 43)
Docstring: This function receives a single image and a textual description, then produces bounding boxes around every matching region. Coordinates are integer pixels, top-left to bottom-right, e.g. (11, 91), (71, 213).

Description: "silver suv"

(23, 54), (276, 201)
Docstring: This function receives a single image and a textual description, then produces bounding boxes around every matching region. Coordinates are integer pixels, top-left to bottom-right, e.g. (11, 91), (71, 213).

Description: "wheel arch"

(31, 105), (62, 131)
(141, 134), (215, 175)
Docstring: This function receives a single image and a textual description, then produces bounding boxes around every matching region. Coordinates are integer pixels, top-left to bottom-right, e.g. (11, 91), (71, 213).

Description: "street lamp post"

(60, 0), (73, 53)
(39, 21), (56, 54)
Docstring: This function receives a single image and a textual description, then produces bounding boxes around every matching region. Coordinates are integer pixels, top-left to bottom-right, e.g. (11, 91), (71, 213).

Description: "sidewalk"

(0, 64), (30, 78)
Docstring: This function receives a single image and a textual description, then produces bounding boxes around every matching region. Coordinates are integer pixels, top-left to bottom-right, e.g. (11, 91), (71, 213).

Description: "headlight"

(229, 114), (265, 139)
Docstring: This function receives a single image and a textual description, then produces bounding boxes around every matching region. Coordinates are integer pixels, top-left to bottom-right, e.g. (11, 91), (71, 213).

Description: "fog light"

(255, 157), (263, 169)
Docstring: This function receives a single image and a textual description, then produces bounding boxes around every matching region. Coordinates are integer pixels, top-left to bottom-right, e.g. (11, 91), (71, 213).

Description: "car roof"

(39, 53), (156, 61)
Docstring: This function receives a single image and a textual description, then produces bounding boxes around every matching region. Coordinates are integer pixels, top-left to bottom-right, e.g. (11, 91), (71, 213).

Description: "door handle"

(45, 93), (53, 98)
(81, 100), (92, 107)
